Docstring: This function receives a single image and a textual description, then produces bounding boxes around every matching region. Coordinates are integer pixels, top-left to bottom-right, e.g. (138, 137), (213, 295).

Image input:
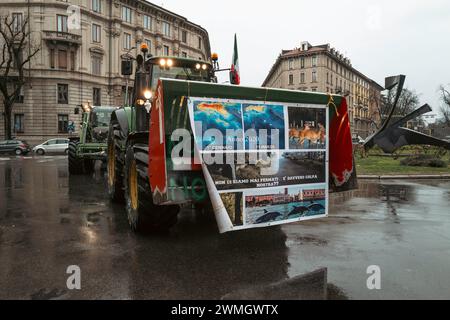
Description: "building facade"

(262, 42), (384, 139)
(0, 0), (211, 144)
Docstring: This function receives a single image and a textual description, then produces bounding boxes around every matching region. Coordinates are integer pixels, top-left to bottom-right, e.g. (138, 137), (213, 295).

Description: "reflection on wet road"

(0, 156), (449, 299)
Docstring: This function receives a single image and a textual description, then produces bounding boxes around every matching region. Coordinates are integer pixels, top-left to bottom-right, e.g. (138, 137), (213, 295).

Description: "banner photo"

(188, 97), (329, 233)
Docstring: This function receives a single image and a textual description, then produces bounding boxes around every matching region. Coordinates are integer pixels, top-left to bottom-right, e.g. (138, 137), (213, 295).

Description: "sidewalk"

(358, 174), (450, 180)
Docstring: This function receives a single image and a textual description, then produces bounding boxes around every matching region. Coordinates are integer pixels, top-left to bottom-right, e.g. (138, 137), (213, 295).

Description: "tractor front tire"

(107, 120), (125, 202)
(68, 141), (84, 175)
(124, 144), (179, 232)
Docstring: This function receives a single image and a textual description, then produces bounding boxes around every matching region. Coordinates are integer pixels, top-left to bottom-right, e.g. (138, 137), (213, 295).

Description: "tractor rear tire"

(107, 119), (125, 202)
(68, 141), (84, 175)
(124, 144), (179, 232)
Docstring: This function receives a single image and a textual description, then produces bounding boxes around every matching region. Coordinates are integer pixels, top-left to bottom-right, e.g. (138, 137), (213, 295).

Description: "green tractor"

(107, 44), (357, 233)
(107, 44), (218, 231)
(69, 105), (116, 175)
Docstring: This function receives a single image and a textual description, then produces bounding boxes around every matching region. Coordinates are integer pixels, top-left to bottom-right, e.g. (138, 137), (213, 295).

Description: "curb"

(358, 174), (450, 180)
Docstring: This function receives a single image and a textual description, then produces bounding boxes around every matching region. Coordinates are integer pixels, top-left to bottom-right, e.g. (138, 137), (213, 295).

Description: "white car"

(33, 139), (69, 155)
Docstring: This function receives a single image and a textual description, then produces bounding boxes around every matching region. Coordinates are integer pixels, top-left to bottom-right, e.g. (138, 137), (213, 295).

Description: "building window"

(14, 114), (25, 133)
(162, 22), (170, 37)
(181, 51), (187, 58)
(13, 84), (24, 103)
(57, 15), (68, 32)
(288, 59), (293, 70)
(57, 84), (68, 104)
(123, 33), (131, 49)
(300, 57), (305, 69)
(143, 15), (152, 30)
(326, 72), (329, 84)
(312, 70), (317, 82)
(312, 55), (317, 67)
(145, 39), (152, 52)
(122, 6), (132, 23)
(311, 87), (317, 92)
(92, 24), (101, 43)
(50, 49), (55, 69)
(58, 114), (69, 133)
(300, 72), (305, 84)
(198, 36), (202, 49)
(181, 30), (187, 43)
(70, 51), (75, 71)
(12, 13), (23, 32)
(93, 88), (101, 106)
(163, 45), (169, 56)
(289, 74), (294, 85)
(92, 0), (101, 13)
(58, 50), (67, 69)
(91, 55), (102, 75)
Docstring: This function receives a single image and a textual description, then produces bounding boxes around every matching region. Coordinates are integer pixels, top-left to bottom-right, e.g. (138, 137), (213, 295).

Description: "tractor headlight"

(195, 63), (201, 70)
(159, 59), (166, 67)
(202, 64), (207, 70)
(167, 59), (173, 67)
(143, 90), (152, 100)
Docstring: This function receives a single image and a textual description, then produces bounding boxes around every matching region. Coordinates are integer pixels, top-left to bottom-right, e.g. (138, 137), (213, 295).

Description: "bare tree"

(368, 87), (385, 130)
(439, 85), (450, 126)
(386, 87), (420, 117)
(0, 15), (40, 140)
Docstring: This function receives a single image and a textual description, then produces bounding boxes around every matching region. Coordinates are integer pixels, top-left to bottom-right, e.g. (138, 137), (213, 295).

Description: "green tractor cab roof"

(90, 106), (119, 111)
(145, 56), (212, 68)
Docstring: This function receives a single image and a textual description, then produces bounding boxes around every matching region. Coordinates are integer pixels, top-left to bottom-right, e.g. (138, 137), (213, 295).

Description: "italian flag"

(230, 34), (240, 85)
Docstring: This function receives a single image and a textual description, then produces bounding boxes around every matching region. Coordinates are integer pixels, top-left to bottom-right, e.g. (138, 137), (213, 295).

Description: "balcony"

(43, 30), (82, 46)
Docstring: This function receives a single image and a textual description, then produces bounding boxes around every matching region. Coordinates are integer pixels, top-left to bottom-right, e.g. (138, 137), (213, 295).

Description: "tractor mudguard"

(111, 108), (131, 138)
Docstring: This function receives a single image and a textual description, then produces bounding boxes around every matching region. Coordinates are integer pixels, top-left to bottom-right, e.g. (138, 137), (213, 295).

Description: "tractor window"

(151, 65), (210, 89)
(91, 111), (111, 128)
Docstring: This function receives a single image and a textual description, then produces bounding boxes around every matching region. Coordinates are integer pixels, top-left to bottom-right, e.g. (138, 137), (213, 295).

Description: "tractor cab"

(87, 106), (115, 143)
(129, 43), (215, 131)
(132, 55), (215, 108)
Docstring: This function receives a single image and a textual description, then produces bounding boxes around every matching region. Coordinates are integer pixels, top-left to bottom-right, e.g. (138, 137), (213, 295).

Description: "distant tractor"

(69, 105), (116, 175)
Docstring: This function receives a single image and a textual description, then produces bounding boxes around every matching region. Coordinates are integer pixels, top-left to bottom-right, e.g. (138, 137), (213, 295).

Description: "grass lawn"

(355, 155), (450, 175)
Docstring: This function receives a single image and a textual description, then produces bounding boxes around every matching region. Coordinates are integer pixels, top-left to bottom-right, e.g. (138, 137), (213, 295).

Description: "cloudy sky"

(160, 0), (450, 118)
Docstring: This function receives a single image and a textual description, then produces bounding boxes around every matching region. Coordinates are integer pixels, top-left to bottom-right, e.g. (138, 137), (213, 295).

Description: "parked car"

(0, 140), (31, 155)
(33, 139), (69, 155)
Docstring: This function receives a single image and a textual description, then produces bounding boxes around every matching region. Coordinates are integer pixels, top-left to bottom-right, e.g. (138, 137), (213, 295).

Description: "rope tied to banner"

(327, 93), (340, 117)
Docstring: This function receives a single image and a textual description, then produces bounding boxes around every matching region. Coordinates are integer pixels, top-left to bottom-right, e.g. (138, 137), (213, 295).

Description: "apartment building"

(262, 41), (384, 139)
(0, 0), (211, 144)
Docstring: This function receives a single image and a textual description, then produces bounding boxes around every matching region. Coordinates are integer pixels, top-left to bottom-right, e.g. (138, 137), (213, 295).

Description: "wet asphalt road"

(0, 155), (450, 300)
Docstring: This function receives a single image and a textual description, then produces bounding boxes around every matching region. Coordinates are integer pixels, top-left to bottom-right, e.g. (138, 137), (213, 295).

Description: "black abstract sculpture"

(364, 75), (450, 153)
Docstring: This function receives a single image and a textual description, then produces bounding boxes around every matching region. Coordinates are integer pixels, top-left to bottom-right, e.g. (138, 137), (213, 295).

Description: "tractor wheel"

(84, 159), (95, 174)
(68, 141), (84, 175)
(124, 144), (180, 232)
(107, 119), (125, 202)
(195, 201), (215, 224)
